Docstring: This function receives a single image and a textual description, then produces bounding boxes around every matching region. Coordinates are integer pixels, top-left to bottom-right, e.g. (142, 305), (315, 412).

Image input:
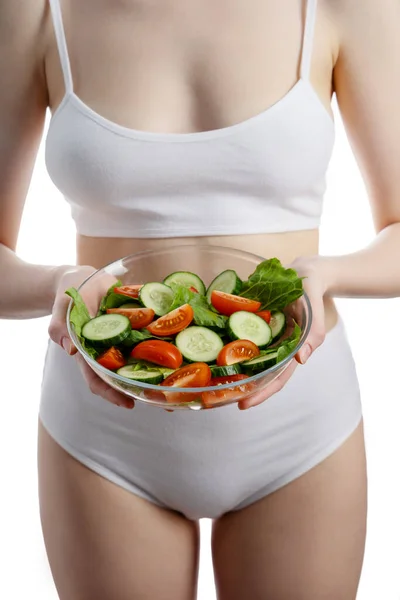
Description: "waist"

(76, 229), (339, 334)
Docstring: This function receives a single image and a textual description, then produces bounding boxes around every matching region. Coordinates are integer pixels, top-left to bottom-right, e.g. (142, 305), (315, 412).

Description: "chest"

(46, 0), (334, 133)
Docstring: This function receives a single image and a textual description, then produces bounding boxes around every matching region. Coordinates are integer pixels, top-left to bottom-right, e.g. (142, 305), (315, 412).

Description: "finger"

(295, 285), (326, 365)
(85, 272), (120, 315)
(238, 360), (297, 410)
(75, 353), (135, 409)
(48, 291), (78, 355)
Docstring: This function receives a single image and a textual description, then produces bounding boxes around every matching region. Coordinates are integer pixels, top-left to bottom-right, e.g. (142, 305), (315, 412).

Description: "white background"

(0, 99), (399, 599)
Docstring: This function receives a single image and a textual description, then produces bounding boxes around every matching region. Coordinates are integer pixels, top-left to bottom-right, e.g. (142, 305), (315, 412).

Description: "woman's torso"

(43, 0), (339, 328)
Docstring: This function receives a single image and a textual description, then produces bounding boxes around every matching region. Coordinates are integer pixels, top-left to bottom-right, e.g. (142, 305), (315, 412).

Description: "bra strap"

(48, 0), (73, 93)
(300, 0), (318, 80)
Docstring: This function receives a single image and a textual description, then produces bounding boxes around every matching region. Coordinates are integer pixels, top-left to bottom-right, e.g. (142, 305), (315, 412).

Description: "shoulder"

(321, 0), (399, 76)
(0, 0), (51, 58)
(322, 0), (399, 37)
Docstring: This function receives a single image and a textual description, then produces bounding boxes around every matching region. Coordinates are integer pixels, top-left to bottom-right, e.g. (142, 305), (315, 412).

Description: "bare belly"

(76, 230), (338, 332)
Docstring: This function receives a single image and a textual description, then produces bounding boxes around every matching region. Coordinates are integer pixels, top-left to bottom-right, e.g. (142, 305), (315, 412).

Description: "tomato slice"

(209, 374), (250, 386)
(163, 362), (211, 387)
(202, 374), (252, 408)
(114, 285), (143, 299)
(211, 291), (261, 316)
(97, 347), (126, 371)
(163, 362), (211, 404)
(189, 286), (199, 293)
(146, 304), (194, 336)
(107, 307), (155, 329)
(255, 310), (272, 324)
(130, 340), (183, 369)
(146, 389), (167, 403)
(217, 340), (260, 366)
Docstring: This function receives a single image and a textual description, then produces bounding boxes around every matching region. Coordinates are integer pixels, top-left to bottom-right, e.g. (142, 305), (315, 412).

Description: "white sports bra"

(46, 0), (335, 239)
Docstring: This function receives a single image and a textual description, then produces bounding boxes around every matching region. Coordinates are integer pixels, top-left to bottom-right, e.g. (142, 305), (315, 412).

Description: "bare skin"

(38, 423), (200, 600)
(1, 0), (400, 598)
(212, 421), (367, 600)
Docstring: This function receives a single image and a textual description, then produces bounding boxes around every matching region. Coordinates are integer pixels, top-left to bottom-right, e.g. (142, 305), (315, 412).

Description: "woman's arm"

(0, 0), (71, 319)
(309, 0), (400, 299)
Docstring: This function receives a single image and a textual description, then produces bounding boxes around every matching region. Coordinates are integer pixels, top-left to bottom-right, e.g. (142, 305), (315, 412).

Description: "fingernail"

(61, 336), (73, 355)
(300, 343), (312, 364)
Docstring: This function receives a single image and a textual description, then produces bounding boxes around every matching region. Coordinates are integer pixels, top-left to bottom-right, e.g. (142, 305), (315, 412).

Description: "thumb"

(295, 291), (325, 365)
(48, 290), (77, 355)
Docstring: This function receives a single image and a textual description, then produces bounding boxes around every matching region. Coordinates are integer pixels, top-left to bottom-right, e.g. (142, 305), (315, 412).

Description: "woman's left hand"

(238, 256), (328, 410)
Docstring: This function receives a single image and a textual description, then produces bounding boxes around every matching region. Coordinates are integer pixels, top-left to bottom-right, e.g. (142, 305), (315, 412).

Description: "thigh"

(38, 422), (199, 600)
(212, 421), (367, 600)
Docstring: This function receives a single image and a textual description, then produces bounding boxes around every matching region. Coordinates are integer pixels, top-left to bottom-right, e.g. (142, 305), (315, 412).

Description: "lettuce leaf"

(276, 322), (302, 362)
(168, 284), (228, 331)
(65, 287), (100, 359)
(190, 294), (228, 330)
(240, 258), (304, 310)
(118, 328), (173, 349)
(119, 329), (154, 346)
(81, 338), (100, 360)
(97, 279), (130, 314)
(125, 359), (174, 376)
(167, 284), (195, 312)
(65, 288), (91, 337)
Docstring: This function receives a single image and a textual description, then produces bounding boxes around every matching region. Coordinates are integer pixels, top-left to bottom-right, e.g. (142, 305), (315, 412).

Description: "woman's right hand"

(48, 265), (135, 409)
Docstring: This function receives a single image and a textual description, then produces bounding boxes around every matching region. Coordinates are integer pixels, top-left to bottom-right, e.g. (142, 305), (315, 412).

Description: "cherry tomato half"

(97, 347), (126, 371)
(130, 340), (183, 369)
(163, 362), (211, 404)
(107, 307), (154, 329)
(217, 340), (260, 366)
(202, 374), (252, 408)
(211, 291), (261, 316)
(163, 362), (211, 388)
(114, 285), (143, 299)
(209, 374), (250, 386)
(255, 310), (272, 324)
(146, 304), (194, 336)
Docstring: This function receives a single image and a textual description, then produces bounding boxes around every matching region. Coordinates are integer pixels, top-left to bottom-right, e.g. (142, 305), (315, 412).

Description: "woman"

(1, 0), (399, 598)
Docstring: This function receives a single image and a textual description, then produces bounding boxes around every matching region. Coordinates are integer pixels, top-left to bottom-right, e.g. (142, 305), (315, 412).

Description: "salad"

(66, 258), (305, 406)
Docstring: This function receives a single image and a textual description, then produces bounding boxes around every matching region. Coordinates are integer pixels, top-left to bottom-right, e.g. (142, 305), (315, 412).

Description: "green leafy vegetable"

(276, 322), (302, 362)
(65, 288), (100, 359)
(168, 284), (228, 331)
(118, 329), (154, 347)
(240, 258), (304, 311)
(81, 339), (100, 360)
(167, 283), (195, 312)
(118, 328), (172, 349)
(190, 294), (228, 330)
(97, 279), (131, 314)
(65, 288), (91, 337)
(125, 359), (175, 377)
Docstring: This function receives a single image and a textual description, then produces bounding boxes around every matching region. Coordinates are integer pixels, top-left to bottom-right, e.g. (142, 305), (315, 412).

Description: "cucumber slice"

(139, 282), (174, 316)
(82, 314), (131, 347)
(228, 311), (272, 347)
(163, 271), (206, 295)
(210, 364), (242, 378)
(175, 326), (224, 363)
(116, 366), (163, 385)
(269, 311), (286, 339)
(206, 270), (242, 304)
(119, 302), (142, 309)
(241, 351), (278, 374)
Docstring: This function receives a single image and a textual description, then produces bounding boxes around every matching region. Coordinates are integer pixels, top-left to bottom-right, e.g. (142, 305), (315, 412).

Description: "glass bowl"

(67, 245), (312, 410)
